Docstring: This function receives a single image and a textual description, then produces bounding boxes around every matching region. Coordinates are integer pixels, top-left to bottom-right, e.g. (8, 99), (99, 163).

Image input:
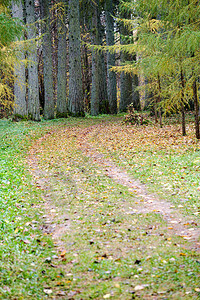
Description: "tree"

(26, 0), (40, 121)
(116, 0), (200, 137)
(90, 0), (108, 115)
(12, 0), (27, 118)
(41, 0), (54, 119)
(105, 0), (117, 114)
(119, 11), (134, 113)
(68, 0), (84, 116)
(56, 0), (68, 118)
(0, 3), (24, 116)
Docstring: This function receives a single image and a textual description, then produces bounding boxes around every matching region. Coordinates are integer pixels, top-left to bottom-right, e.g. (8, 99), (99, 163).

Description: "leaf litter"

(27, 117), (200, 299)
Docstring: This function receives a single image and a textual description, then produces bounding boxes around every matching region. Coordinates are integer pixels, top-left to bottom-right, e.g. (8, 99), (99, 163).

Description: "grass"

(0, 119), (66, 299)
(0, 115), (200, 299)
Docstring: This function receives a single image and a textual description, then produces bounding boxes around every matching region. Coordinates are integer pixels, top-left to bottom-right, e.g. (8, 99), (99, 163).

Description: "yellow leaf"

(60, 250), (66, 257)
(14, 228), (19, 234)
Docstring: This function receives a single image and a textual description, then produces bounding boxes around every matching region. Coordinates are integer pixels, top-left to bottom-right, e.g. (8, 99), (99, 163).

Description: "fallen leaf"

(56, 291), (66, 296)
(14, 228), (19, 234)
(134, 285), (145, 291)
(44, 288), (53, 294)
(23, 239), (31, 244)
(103, 294), (111, 299)
(60, 250), (66, 257)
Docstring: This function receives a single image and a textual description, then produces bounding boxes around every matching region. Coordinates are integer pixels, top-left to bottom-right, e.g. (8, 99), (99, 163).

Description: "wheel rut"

(27, 125), (200, 254)
(77, 126), (200, 251)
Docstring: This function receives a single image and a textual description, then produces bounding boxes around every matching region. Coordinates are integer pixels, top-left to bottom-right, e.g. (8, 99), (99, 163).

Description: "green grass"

(31, 118), (200, 299)
(0, 119), (66, 299)
(0, 116), (200, 299)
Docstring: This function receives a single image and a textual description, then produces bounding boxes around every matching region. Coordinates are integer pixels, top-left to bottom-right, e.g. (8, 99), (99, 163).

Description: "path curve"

(77, 125), (200, 250)
(27, 125), (200, 253)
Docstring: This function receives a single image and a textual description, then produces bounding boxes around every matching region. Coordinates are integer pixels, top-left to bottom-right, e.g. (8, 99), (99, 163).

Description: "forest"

(0, 0), (200, 138)
(0, 0), (200, 299)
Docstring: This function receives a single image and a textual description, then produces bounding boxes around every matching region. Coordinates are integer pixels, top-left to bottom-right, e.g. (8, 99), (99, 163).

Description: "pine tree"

(56, 0), (68, 118)
(68, 0), (84, 116)
(26, 0), (40, 121)
(105, 0), (117, 114)
(41, 0), (55, 119)
(12, 0), (27, 118)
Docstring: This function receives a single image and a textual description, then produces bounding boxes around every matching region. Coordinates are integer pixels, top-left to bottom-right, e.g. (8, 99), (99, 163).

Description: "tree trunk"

(193, 78), (200, 139)
(26, 0), (40, 121)
(12, 0), (27, 118)
(99, 50), (108, 114)
(68, 0), (84, 116)
(82, 43), (90, 112)
(56, 0), (67, 118)
(41, 0), (54, 119)
(119, 12), (133, 112)
(91, 44), (100, 116)
(132, 56), (140, 111)
(105, 0), (117, 114)
(157, 73), (162, 127)
(91, 0), (108, 115)
(180, 69), (186, 136)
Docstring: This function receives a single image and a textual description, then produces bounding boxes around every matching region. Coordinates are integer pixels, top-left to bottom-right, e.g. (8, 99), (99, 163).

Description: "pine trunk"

(56, 0), (67, 118)
(12, 0), (27, 118)
(105, 0), (117, 114)
(119, 12), (132, 112)
(193, 78), (200, 139)
(157, 73), (162, 127)
(26, 0), (40, 121)
(180, 69), (186, 136)
(41, 0), (55, 119)
(99, 51), (108, 114)
(91, 0), (108, 115)
(82, 44), (90, 112)
(68, 0), (84, 116)
(91, 45), (100, 116)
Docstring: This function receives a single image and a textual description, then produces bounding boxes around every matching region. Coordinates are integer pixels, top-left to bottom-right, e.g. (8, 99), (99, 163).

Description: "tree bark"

(132, 56), (140, 111)
(68, 0), (84, 116)
(91, 43), (100, 116)
(157, 73), (162, 127)
(180, 69), (186, 136)
(82, 43), (90, 112)
(193, 78), (200, 139)
(56, 0), (68, 118)
(26, 0), (40, 121)
(12, 0), (27, 118)
(91, 0), (108, 115)
(41, 0), (55, 119)
(119, 12), (133, 112)
(105, 0), (117, 114)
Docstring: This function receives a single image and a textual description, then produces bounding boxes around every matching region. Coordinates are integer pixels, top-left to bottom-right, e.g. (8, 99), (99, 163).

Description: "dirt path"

(27, 123), (200, 299)
(77, 126), (200, 250)
(27, 125), (200, 249)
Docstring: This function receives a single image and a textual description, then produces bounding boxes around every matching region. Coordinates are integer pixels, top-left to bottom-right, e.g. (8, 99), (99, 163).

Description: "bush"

(124, 103), (150, 125)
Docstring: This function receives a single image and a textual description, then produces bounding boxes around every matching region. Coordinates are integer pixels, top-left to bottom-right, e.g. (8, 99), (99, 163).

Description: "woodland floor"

(27, 116), (200, 299)
(0, 115), (200, 299)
